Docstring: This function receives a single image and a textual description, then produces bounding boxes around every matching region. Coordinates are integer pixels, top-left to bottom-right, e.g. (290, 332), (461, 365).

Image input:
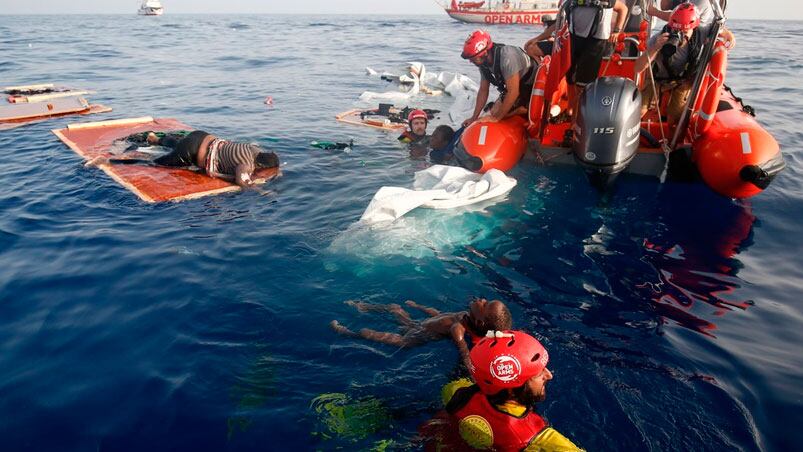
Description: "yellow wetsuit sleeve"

(441, 378), (474, 406)
(525, 427), (585, 452)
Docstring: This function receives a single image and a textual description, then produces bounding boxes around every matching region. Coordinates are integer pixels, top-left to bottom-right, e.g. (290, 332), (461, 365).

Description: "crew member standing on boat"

(635, 3), (704, 126)
(461, 30), (538, 127)
(566, 0), (629, 115)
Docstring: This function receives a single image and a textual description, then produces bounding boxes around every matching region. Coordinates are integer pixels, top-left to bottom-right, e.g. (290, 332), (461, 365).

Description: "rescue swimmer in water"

(86, 131), (280, 188)
(330, 298), (511, 372)
(421, 330), (584, 451)
(398, 108), (431, 158)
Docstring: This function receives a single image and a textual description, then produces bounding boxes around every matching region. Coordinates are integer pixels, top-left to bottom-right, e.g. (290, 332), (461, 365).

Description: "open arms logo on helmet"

(490, 355), (522, 382)
(471, 330), (550, 394)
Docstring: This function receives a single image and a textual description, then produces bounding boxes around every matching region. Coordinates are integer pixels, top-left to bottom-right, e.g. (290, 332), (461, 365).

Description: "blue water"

(1, 14), (801, 451)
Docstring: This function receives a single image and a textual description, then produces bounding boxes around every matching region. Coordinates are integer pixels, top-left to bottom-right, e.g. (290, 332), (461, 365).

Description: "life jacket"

(446, 385), (548, 452)
(478, 43), (537, 105)
(654, 28), (704, 81)
(398, 130), (430, 147)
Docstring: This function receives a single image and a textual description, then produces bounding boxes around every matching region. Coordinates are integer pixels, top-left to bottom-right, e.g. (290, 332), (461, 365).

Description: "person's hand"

(462, 116), (477, 127)
(651, 33), (670, 53)
(609, 31), (622, 43)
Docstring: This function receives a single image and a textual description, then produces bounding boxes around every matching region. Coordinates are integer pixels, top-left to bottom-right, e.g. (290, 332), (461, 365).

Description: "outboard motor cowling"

(573, 76), (642, 189)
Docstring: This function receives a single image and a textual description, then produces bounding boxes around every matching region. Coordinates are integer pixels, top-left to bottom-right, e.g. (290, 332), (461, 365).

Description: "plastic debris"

(310, 139), (354, 150)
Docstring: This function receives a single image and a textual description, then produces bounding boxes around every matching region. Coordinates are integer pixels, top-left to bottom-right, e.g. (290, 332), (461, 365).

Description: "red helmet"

(462, 29), (493, 59)
(669, 3), (700, 31)
(470, 330), (549, 395)
(408, 109), (428, 124)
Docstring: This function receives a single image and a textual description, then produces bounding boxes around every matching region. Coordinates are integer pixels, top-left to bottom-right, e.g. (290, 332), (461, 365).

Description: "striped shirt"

(212, 141), (260, 177)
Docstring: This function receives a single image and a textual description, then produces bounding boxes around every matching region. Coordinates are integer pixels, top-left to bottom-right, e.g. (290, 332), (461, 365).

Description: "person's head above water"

(408, 109), (428, 137)
(467, 298), (512, 336)
(430, 125), (455, 151)
(470, 330), (552, 404)
(255, 150), (279, 169)
(462, 29), (493, 66)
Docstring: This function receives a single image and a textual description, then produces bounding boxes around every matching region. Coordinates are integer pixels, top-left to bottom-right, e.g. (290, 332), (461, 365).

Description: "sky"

(0, 0), (801, 20)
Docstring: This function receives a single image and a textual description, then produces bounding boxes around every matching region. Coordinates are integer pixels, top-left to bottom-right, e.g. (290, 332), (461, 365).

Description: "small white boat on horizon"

(138, 0), (164, 16)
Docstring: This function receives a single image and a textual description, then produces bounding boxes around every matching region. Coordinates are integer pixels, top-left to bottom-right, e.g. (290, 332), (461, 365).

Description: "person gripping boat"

(461, 29), (539, 127)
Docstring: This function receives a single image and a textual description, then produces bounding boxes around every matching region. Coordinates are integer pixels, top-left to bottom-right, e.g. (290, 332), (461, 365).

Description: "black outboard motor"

(573, 76), (642, 189)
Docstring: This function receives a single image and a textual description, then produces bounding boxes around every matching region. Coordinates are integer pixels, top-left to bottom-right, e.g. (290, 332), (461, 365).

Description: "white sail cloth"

(360, 165), (517, 224)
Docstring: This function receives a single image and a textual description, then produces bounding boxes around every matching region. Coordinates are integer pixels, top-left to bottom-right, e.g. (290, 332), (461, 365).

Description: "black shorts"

(569, 35), (609, 86)
(153, 130), (211, 167)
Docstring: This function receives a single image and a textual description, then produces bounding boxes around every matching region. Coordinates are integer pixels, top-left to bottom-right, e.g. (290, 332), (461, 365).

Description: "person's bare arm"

(648, 1), (672, 22)
(610, 0), (629, 42)
(451, 322), (473, 372)
(635, 33), (669, 75)
(234, 164), (254, 187)
(527, 23), (556, 46)
(493, 72), (521, 119)
(405, 300), (441, 317)
(464, 78), (490, 127)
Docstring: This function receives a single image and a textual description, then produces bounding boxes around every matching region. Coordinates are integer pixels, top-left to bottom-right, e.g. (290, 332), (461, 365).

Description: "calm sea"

(0, 14), (801, 451)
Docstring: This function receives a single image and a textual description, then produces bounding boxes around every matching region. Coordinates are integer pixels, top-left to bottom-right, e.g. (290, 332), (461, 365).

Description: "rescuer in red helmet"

(423, 330), (583, 451)
(460, 29), (539, 127)
(635, 2), (705, 126)
(397, 108), (431, 158)
(648, 0), (714, 33)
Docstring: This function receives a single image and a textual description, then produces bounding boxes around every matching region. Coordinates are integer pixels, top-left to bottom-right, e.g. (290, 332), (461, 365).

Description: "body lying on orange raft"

(87, 130), (280, 189)
(453, 2), (784, 200)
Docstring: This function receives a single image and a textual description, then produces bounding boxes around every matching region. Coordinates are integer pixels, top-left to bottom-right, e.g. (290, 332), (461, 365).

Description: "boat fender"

(691, 41), (727, 138)
(527, 56), (550, 137)
(739, 153), (786, 190)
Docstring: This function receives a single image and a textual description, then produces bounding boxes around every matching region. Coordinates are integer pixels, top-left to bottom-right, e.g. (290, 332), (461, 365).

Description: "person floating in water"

(87, 130), (279, 187)
(428, 124), (459, 165)
(421, 330), (584, 451)
(330, 298), (512, 371)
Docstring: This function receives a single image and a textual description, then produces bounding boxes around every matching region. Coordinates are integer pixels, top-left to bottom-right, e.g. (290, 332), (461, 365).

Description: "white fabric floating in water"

(361, 63), (477, 101)
(360, 165), (517, 224)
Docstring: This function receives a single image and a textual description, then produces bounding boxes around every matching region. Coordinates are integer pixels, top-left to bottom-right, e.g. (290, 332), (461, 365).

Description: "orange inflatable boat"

(459, 4), (784, 198)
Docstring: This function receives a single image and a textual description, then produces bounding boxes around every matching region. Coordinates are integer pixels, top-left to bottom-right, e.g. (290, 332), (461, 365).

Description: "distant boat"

(138, 0), (164, 16)
(441, 0), (559, 25)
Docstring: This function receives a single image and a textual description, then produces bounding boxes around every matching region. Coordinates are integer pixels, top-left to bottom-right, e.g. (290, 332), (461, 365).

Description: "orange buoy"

(457, 115), (528, 173)
(691, 41), (727, 138)
(528, 56), (550, 137)
(693, 100), (784, 198)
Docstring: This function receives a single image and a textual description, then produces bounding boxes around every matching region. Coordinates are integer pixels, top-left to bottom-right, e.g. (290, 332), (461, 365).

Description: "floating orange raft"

(335, 108), (408, 131)
(52, 117), (279, 203)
